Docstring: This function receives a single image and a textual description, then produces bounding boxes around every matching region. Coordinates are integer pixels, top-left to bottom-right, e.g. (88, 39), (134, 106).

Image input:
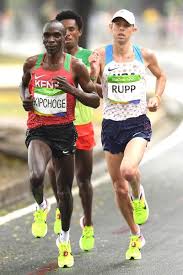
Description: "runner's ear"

(109, 23), (113, 32)
(133, 26), (138, 33)
(78, 29), (82, 37)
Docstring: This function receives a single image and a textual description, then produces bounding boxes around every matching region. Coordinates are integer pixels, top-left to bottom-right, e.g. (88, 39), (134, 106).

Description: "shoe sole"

(58, 261), (74, 268)
(126, 255), (142, 260)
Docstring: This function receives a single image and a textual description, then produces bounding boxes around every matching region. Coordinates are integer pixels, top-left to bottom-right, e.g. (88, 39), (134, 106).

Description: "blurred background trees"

(0, 0), (182, 53)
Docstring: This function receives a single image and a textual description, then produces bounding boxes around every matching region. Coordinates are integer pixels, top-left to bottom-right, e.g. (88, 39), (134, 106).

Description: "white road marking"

(0, 174), (109, 226)
(1, 121), (183, 226)
(142, 121), (183, 165)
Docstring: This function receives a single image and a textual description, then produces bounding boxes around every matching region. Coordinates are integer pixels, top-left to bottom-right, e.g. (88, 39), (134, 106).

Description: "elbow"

(88, 93), (100, 108)
(93, 97), (100, 109)
(93, 103), (100, 109)
(89, 98), (100, 109)
(91, 101), (100, 109)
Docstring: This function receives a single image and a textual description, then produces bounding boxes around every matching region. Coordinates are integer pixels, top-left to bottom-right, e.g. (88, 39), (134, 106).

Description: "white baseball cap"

(111, 9), (135, 25)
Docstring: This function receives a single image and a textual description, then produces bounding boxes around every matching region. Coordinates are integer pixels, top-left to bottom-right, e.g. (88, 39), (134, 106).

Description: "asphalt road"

(1, 122), (183, 275)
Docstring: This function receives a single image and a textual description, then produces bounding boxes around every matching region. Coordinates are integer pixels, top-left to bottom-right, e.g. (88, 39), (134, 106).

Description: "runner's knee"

(76, 174), (91, 188)
(57, 190), (72, 201)
(121, 165), (136, 182)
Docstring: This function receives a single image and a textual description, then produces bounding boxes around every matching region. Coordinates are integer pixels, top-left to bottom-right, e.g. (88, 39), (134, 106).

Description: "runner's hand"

(147, 96), (160, 112)
(53, 76), (75, 94)
(89, 51), (100, 78)
(22, 94), (34, 111)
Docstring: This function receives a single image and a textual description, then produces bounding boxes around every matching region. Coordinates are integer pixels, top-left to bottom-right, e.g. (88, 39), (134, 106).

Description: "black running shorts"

(25, 123), (78, 158)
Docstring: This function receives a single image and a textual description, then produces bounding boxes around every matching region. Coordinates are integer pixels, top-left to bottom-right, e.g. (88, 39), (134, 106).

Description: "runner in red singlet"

(46, 10), (97, 253)
(20, 20), (99, 268)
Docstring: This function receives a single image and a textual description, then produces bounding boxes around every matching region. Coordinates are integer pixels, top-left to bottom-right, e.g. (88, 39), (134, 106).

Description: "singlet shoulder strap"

(133, 44), (144, 63)
(35, 53), (44, 69)
(105, 44), (113, 65)
(64, 53), (71, 72)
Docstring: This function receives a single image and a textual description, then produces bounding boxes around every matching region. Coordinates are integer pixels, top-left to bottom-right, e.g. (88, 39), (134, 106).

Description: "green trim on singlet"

(35, 53), (44, 69)
(75, 47), (92, 68)
(74, 47), (94, 126)
(64, 53), (71, 72)
(34, 87), (65, 96)
(34, 53), (71, 71)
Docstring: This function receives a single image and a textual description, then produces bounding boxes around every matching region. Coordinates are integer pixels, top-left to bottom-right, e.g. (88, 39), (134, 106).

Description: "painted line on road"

(0, 174), (110, 226)
(1, 121), (183, 226)
(142, 121), (183, 165)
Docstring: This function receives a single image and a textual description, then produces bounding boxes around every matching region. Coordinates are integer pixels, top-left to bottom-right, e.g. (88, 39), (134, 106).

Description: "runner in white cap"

(89, 9), (166, 260)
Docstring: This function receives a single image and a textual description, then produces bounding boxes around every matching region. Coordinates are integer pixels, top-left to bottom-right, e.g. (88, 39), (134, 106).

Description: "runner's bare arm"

(53, 58), (100, 108)
(89, 48), (105, 98)
(20, 56), (37, 111)
(143, 48), (166, 112)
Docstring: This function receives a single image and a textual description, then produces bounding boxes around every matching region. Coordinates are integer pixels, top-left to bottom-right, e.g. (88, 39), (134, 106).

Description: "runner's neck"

(67, 45), (80, 56)
(112, 42), (134, 62)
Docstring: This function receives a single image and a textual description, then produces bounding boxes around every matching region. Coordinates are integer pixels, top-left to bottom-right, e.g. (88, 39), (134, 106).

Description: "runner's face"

(43, 22), (65, 54)
(61, 19), (82, 51)
(110, 18), (135, 44)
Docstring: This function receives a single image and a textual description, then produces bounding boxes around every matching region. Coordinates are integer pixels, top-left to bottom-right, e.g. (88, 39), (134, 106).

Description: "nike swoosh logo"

(35, 75), (45, 79)
(108, 67), (118, 72)
(62, 150), (69, 154)
(132, 132), (142, 137)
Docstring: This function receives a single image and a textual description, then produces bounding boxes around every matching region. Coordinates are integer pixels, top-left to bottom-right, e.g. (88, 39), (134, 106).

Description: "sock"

(59, 229), (70, 243)
(131, 225), (141, 236)
(39, 199), (47, 210)
(131, 185), (144, 200)
(140, 185), (145, 198)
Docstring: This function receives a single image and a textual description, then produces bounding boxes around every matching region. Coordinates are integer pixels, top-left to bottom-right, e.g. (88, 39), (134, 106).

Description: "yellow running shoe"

(132, 185), (149, 225)
(54, 208), (62, 235)
(32, 203), (50, 238)
(79, 216), (95, 251)
(125, 235), (145, 260)
(56, 239), (74, 268)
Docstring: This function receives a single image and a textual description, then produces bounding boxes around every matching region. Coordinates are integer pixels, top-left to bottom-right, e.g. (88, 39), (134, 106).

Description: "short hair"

(55, 10), (83, 31)
(43, 20), (66, 35)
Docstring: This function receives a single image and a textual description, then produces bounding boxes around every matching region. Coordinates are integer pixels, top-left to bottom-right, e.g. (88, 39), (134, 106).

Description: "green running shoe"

(79, 216), (95, 251)
(56, 238), (74, 268)
(54, 208), (62, 235)
(32, 204), (50, 238)
(132, 185), (149, 225)
(125, 235), (145, 260)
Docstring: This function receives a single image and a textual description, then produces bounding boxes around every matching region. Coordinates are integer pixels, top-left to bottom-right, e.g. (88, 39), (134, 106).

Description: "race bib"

(107, 75), (144, 103)
(33, 87), (67, 116)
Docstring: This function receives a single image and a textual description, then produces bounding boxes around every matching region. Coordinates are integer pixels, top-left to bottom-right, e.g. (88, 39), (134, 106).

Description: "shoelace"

(133, 200), (144, 215)
(129, 236), (139, 248)
(59, 243), (71, 256)
(34, 209), (45, 222)
(83, 226), (93, 238)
